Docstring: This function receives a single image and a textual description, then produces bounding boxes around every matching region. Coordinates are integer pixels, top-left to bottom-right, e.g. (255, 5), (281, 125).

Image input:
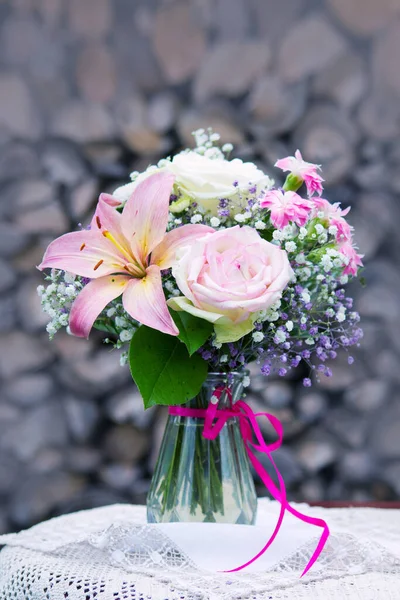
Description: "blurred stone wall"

(0, 0), (400, 533)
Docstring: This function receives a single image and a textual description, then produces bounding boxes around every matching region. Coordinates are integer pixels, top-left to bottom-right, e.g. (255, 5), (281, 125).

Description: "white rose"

(162, 151), (272, 214)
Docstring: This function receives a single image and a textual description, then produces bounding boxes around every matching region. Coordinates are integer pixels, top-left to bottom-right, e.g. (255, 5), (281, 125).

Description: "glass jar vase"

(147, 371), (257, 524)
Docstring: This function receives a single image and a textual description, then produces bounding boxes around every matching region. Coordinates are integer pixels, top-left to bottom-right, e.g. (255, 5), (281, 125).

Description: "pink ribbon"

(169, 387), (330, 577)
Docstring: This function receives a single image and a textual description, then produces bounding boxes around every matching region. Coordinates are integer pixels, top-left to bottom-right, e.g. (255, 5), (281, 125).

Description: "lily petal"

(122, 264), (179, 336)
(38, 230), (129, 278)
(122, 172), (175, 264)
(69, 275), (130, 338)
(151, 224), (214, 269)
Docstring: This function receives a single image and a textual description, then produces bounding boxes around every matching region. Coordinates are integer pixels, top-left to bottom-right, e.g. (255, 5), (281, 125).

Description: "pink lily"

(260, 189), (313, 229)
(275, 150), (324, 197)
(38, 172), (214, 338)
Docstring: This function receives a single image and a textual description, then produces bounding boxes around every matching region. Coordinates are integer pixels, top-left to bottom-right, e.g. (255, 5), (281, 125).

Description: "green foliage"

(129, 326), (208, 409)
(170, 310), (213, 356)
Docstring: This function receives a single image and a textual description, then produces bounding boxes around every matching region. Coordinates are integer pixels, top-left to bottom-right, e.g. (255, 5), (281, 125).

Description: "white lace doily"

(0, 499), (399, 600)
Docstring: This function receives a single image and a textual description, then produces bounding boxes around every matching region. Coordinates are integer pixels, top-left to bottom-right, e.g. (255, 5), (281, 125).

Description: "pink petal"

(151, 224), (214, 269)
(90, 193), (132, 255)
(69, 275), (130, 338)
(122, 172), (175, 265)
(38, 230), (128, 278)
(122, 265), (179, 336)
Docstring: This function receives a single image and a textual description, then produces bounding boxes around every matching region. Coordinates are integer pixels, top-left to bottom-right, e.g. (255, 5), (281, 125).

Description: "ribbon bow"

(169, 387), (329, 576)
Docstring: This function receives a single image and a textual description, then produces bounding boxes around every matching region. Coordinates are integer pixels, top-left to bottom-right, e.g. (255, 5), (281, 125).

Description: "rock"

(383, 462), (400, 497)
(65, 446), (101, 474)
(59, 349), (130, 394)
(296, 433), (337, 473)
(317, 351), (365, 392)
(325, 408), (367, 448)
(51, 100), (115, 143)
(293, 105), (357, 184)
(358, 88), (400, 141)
(248, 76), (307, 135)
(1, 404), (69, 460)
(1, 15), (43, 67)
(350, 194), (393, 259)
(63, 395), (99, 442)
(114, 95), (166, 155)
(345, 380), (390, 412)
(67, 0), (112, 39)
(298, 478), (325, 503)
(116, 28), (164, 93)
(0, 295), (17, 333)
(76, 43), (117, 104)
(5, 179), (54, 213)
(5, 373), (54, 406)
(0, 259), (16, 293)
(153, 2), (207, 84)
(0, 455), (21, 495)
(278, 13), (347, 83)
(12, 242), (47, 274)
(352, 162), (388, 191)
(41, 139), (88, 187)
(0, 331), (53, 379)
(214, 0), (251, 40)
(31, 448), (64, 474)
(0, 141), (41, 180)
(373, 22), (400, 99)
(298, 391), (328, 423)
(0, 73), (42, 139)
(70, 179), (97, 220)
(327, 0), (400, 36)
(17, 276), (51, 331)
(122, 127), (167, 156)
(0, 222), (30, 258)
(339, 451), (376, 483)
(260, 381), (292, 408)
(250, 0), (314, 45)
(52, 331), (94, 362)
(100, 464), (139, 491)
(372, 403), (400, 459)
(37, 0), (63, 29)
(147, 92), (179, 134)
(11, 472), (84, 526)
(106, 388), (154, 429)
(15, 202), (68, 235)
(194, 42), (270, 101)
(104, 424), (148, 463)
(178, 107), (244, 147)
(312, 53), (368, 109)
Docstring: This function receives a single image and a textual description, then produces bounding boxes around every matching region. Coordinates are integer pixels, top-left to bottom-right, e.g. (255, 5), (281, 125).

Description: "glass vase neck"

(186, 370), (248, 410)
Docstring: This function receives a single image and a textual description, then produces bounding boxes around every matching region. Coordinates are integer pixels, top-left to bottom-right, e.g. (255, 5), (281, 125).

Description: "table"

(0, 499), (399, 600)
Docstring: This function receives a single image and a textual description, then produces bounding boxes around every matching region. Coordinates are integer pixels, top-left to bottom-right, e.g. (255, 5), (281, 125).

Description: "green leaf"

(170, 310), (213, 356)
(129, 326), (208, 408)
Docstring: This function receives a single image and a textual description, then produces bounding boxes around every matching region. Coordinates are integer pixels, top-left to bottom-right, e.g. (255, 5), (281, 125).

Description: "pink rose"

(168, 226), (294, 343)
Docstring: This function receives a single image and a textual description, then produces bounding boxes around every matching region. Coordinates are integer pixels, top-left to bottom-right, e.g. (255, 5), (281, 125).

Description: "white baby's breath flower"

(255, 220), (266, 230)
(301, 290), (311, 303)
(222, 143), (233, 154)
(212, 339), (222, 349)
(274, 330), (287, 343)
(272, 230), (283, 241)
(340, 275), (349, 284)
(315, 224), (325, 235)
(285, 241), (297, 252)
(252, 331), (264, 343)
(107, 307), (116, 317)
(220, 354), (228, 363)
(190, 214), (203, 224)
(299, 227), (307, 240)
(64, 272), (76, 284)
(305, 337), (315, 345)
(242, 375), (251, 388)
(234, 213), (246, 223)
(286, 320), (294, 332)
(210, 216), (221, 227)
(115, 316), (129, 329)
(120, 329), (134, 342)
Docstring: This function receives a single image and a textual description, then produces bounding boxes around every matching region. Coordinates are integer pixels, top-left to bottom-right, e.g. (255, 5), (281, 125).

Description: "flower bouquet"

(38, 129), (363, 568)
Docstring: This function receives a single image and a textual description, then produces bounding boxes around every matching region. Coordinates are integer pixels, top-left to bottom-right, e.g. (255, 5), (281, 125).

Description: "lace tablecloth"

(0, 499), (399, 600)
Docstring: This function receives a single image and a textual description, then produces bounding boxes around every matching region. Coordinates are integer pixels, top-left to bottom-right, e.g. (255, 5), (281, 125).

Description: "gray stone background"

(0, 0), (400, 533)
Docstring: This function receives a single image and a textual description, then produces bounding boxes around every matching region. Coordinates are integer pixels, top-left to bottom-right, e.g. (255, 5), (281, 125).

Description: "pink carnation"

(275, 150), (324, 197)
(260, 189), (313, 229)
(338, 242), (364, 276)
(312, 197), (352, 242)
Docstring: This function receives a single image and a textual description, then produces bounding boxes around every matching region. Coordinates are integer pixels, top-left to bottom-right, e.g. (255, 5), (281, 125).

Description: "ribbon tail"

(286, 504), (330, 577)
